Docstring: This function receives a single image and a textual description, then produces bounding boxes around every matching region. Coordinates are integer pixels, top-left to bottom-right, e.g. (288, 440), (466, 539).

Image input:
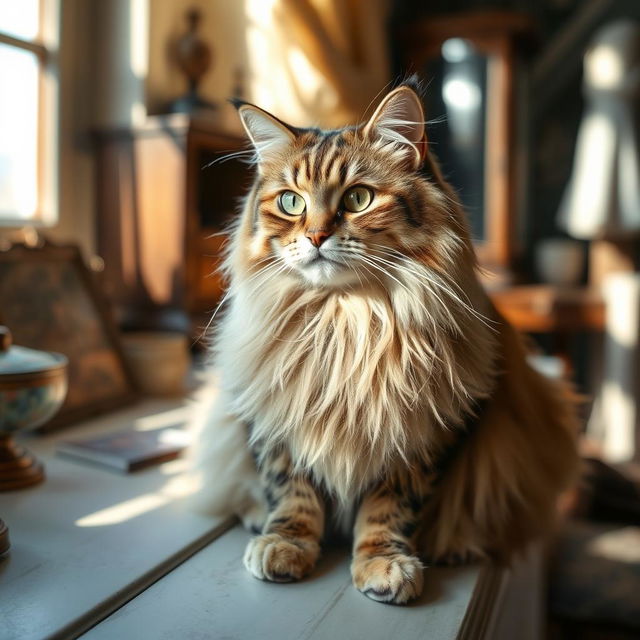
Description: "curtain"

(558, 20), (640, 239)
(244, 0), (391, 128)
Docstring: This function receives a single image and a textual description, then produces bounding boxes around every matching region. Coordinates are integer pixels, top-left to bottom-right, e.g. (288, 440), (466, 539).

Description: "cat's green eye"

(342, 186), (372, 213)
(278, 190), (306, 216)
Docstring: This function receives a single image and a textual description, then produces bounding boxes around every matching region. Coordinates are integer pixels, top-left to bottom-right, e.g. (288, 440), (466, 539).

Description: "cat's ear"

(233, 100), (296, 167)
(364, 86), (427, 170)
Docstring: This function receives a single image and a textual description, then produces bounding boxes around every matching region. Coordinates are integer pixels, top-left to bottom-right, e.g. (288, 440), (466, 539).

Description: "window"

(0, 0), (58, 225)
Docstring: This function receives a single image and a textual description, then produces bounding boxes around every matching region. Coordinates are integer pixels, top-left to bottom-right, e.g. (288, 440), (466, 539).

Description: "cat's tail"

(185, 375), (267, 531)
(421, 319), (581, 563)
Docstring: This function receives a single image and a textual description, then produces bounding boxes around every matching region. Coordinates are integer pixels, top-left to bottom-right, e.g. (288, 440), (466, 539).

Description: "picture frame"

(0, 240), (138, 431)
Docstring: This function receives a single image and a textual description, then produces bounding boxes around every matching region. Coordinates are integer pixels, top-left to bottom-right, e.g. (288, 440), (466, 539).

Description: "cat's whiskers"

(370, 244), (460, 287)
(349, 253), (442, 329)
(368, 245), (496, 331)
(195, 258), (286, 347)
(335, 250), (386, 290)
(333, 246), (426, 307)
(202, 148), (256, 169)
(370, 244), (469, 300)
(340, 246), (446, 317)
(366, 252), (458, 318)
(244, 255), (280, 275)
(367, 253), (467, 334)
(242, 260), (291, 298)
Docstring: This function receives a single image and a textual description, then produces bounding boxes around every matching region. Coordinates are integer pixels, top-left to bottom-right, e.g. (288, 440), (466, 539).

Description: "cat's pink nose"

(306, 230), (331, 247)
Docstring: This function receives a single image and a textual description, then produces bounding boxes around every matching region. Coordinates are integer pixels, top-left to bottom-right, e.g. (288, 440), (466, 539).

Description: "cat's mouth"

(276, 238), (360, 287)
(305, 254), (341, 266)
(296, 252), (362, 288)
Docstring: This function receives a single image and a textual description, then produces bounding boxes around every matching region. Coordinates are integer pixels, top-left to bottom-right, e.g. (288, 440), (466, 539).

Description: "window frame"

(0, 0), (59, 227)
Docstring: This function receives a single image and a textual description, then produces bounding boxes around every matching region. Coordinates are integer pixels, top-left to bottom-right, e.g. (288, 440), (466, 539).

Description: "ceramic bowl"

(0, 367), (68, 433)
(0, 328), (68, 434)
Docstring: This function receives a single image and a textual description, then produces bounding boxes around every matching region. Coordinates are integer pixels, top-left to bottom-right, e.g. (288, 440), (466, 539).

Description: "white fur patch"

(187, 379), (266, 529)
(207, 244), (496, 506)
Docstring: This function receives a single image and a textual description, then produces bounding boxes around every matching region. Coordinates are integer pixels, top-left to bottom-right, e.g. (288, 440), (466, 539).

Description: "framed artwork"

(0, 240), (138, 430)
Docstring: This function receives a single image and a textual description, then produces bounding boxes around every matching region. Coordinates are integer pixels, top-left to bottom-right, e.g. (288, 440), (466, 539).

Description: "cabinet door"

(185, 130), (251, 316)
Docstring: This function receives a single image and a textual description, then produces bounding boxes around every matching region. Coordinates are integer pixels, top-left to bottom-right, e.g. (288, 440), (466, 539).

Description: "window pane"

(0, 43), (39, 220)
(0, 0), (40, 41)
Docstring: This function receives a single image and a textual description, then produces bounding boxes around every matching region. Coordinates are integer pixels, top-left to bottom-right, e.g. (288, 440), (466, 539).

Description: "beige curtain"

(244, 0), (391, 128)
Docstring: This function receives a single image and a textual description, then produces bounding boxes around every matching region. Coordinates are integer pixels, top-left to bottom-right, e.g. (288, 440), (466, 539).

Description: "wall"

(40, 0), (147, 257)
(48, 0), (248, 258)
(147, 0), (248, 135)
(50, 0), (98, 256)
(27, 0), (389, 254)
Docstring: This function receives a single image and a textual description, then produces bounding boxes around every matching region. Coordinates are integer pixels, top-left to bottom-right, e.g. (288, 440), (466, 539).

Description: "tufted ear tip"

(235, 103), (297, 166)
(364, 85), (427, 169)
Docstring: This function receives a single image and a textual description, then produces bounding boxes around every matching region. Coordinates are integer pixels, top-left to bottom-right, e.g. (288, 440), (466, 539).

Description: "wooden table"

(0, 398), (542, 640)
(491, 285), (605, 333)
(491, 284), (606, 372)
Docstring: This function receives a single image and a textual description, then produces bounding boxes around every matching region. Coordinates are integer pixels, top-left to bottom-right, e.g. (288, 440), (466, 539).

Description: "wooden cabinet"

(94, 115), (249, 334)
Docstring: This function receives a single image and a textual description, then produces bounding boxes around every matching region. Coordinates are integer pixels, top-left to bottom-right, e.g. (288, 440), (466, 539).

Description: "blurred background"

(0, 1), (639, 637)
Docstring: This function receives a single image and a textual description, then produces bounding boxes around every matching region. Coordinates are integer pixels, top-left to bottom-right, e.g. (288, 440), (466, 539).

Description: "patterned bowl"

(0, 327), (68, 433)
(0, 326), (68, 490)
(0, 367), (68, 433)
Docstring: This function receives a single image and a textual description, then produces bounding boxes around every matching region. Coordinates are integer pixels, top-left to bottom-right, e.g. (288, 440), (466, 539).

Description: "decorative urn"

(0, 326), (68, 490)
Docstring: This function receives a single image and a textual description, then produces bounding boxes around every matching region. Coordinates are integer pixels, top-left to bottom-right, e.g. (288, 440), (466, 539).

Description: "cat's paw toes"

(352, 553), (424, 604)
(243, 533), (319, 582)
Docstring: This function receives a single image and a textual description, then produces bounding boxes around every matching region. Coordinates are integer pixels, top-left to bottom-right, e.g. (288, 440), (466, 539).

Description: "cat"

(189, 81), (579, 604)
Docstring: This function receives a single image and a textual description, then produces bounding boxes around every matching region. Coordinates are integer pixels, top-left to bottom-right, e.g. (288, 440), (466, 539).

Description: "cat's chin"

(297, 258), (360, 288)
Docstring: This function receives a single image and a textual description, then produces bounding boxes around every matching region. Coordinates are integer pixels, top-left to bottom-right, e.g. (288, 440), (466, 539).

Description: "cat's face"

(235, 86), (454, 288)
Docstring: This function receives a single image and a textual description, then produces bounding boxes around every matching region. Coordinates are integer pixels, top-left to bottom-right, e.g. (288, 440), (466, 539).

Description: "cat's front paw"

(351, 553), (424, 604)
(243, 533), (319, 582)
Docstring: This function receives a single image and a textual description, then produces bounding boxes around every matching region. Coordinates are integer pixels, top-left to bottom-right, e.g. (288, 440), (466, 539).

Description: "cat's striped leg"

(244, 446), (324, 582)
(351, 473), (429, 604)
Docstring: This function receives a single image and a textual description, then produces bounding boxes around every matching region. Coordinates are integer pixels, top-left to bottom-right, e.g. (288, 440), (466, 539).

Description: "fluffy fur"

(189, 82), (579, 603)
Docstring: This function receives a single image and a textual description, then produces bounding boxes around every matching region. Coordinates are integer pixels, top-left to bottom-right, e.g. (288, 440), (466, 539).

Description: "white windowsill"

(0, 398), (541, 640)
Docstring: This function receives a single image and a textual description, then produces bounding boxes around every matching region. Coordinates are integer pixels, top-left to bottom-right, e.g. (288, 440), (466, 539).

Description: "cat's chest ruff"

(223, 289), (444, 492)
(255, 293), (414, 398)
(219, 278), (496, 498)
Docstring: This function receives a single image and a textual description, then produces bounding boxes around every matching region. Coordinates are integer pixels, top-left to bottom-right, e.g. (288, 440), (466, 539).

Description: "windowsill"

(0, 397), (541, 639)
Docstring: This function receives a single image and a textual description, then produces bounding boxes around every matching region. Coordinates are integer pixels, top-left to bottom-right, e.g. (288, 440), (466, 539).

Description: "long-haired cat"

(190, 81), (579, 604)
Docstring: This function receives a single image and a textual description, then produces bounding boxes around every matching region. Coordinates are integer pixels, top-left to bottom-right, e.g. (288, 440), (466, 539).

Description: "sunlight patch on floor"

(74, 467), (201, 527)
(134, 406), (192, 431)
